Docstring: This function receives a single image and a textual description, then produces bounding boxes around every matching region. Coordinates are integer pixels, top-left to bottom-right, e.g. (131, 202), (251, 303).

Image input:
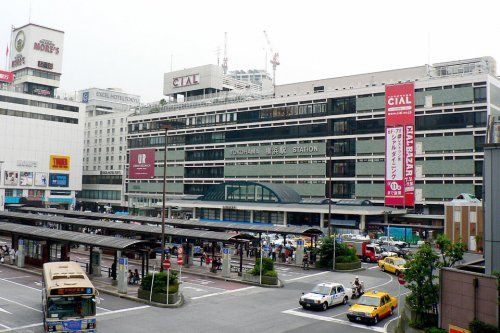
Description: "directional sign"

(165, 248), (170, 254)
(262, 245), (270, 252)
(296, 240), (304, 246)
(398, 274), (406, 285)
(222, 248), (231, 255)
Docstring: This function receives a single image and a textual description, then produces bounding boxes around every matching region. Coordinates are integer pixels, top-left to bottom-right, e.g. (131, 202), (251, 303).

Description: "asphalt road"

(0, 262), (407, 333)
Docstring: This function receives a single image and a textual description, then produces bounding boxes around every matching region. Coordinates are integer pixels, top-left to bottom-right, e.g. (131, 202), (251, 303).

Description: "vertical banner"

(385, 83), (415, 207)
(129, 148), (155, 179)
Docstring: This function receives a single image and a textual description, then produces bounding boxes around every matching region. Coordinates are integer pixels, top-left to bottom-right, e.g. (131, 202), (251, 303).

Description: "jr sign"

(385, 83), (415, 207)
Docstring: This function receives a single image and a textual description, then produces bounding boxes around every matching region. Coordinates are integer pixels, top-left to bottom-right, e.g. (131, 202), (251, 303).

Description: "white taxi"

(299, 282), (349, 311)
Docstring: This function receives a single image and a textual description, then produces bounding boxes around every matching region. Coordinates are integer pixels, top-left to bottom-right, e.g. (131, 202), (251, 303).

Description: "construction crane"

(222, 32), (228, 74)
(263, 30), (280, 88)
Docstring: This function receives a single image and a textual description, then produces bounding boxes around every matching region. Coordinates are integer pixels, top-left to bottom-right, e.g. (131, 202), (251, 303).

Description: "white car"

(299, 283), (349, 311)
(378, 236), (407, 247)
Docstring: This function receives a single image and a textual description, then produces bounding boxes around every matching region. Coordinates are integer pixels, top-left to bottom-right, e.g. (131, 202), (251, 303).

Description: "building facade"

(126, 57), (500, 228)
(77, 88), (139, 211)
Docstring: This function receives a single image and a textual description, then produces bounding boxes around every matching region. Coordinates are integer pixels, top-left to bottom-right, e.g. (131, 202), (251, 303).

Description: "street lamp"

(160, 126), (171, 270)
(327, 154), (336, 271)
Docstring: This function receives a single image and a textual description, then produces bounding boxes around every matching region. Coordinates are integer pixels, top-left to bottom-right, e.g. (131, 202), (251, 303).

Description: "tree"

(404, 243), (440, 328)
(435, 234), (466, 267)
(159, 98), (167, 106)
(316, 236), (356, 268)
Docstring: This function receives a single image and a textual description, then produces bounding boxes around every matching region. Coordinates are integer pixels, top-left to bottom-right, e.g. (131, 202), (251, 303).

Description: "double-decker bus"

(42, 262), (98, 332)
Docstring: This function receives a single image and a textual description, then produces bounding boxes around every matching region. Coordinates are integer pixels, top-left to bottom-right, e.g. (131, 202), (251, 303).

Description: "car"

(379, 246), (398, 259)
(347, 291), (398, 325)
(378, 256), (407, 276)
(383, 245), (411, 258)
(299, 283), (349, 311)
(377, 236), (407, 248)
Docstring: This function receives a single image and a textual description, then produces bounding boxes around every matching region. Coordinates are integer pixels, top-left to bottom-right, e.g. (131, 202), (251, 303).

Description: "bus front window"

(47, 296), (96, 319)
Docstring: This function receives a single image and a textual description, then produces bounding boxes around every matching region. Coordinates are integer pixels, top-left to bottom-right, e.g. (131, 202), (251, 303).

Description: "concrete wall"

(484, 145), (500, 275)
(440, 268), (498, 329)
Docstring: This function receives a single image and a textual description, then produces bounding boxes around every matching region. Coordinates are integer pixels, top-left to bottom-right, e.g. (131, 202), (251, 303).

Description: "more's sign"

(50, 155), (70, 171)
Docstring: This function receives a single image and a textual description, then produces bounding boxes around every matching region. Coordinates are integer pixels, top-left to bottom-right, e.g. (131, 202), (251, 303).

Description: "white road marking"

(0, 277), (41, 292)
(384, 315), (400, 332)
(183, 286), (205, 292)
(0, 307), (12, 315)
(0, 296), (42, 313)
(96, 305), (150, 316)
(369, 265), (380, 270)
(97, 306), (111, 312)
(0, 322), (42, 332)
(0, 323), (10, 330)
(284, 271), (329, 282)
(2, 275), (32, 280)
(282, 309), (385, 332)
(34, 282), (42, 286)
(190, 286), (256, 300)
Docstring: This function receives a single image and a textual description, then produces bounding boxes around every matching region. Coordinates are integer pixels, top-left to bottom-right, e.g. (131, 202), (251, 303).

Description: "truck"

(345, 241), (383, 263)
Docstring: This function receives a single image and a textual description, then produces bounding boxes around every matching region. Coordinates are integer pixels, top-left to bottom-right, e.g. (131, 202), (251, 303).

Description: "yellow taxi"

(347, 291), (397, 325)
(378, 256), (407, 276)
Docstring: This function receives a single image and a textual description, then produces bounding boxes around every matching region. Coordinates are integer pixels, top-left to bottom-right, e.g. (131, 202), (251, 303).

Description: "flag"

(5, 45), (8, 57)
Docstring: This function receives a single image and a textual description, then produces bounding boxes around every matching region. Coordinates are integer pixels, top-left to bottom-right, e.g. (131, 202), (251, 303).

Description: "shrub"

(264, 270), (278, 278)
(469, 319), (500, 333)
(250, 257), (274, 276)
(425, 328), (446, 333)
(335, 255), (360, 264)
(140, 271), (178, 294)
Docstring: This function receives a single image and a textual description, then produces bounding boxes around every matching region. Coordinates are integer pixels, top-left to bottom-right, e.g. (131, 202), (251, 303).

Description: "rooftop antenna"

(222, 32), (228, 74)
(214, 46), (221, 66)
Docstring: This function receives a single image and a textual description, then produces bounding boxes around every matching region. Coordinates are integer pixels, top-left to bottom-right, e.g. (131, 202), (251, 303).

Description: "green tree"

(316, 236), (357, 268)
(435, 234), (466, 267)
(404, 243), (439, 328)
(159, 98), (167, 106)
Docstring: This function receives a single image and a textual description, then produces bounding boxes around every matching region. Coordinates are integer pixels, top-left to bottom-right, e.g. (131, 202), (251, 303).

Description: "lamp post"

(160, 126), (170, 270)
(327, 154), (335, 271)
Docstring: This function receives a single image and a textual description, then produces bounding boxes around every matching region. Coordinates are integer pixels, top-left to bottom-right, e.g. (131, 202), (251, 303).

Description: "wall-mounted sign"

(33, 39), (60, 54)
(14, 30), (25, 52)
(50, 155), (70, 171)
(100, 170), (122, 175)
(35, 172), (48, 186)
(226, 143), (324, 158)
(95, 90), (140, 104)
(49, 173), (69, 187)
(129, 149), (155, 179)
(0, 70), (14, 83)
(37, 60), (53, 70)
(172, 74), (199, 88)
(11, 54), (25, 68)
(33, 88), (51, 96)
(4, 171), (19, 186)
(20, 172), (34, 186)
(17, 160), (37, 168)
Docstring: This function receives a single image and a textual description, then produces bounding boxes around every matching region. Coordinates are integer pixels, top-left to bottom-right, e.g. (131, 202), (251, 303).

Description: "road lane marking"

(282, 309), (385, 332)
(369, 265), (380, 270)
(96, 305), (150, 316)
(284, 271), (329, 282)
(0, 307), (12, 314)
(2, 275), (32, 280)
(0, 323), (10, 330)
(0, 322), (42, 332)
(190, 286), (256, 300)
(0, 277), (41, 292)
(0, 296), (42, 313)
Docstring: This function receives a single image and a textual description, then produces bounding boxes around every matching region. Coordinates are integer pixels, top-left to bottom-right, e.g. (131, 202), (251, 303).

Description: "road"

(0, 261), (407, 333)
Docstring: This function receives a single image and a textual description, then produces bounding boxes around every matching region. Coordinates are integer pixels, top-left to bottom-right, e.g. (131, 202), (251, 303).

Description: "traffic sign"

(177, 246), (184, 255)
(296, 239), (304, 246)
(177, 258), (184, 266)
(263, 245), (270, 252)
(165, 248), (170, 254)
(163, 259), (171, 270)
(222, 248), (230, 255)
(398, 274), (406, 285)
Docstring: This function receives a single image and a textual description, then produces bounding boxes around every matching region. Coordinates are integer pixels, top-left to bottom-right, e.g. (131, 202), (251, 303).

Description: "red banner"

(0, 70), (14, 83)
(129, 148), (155, 179)
(385, 83), (415, 207)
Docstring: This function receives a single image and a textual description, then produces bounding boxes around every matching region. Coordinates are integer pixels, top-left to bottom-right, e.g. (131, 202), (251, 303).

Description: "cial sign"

(172, 74), (200, 88)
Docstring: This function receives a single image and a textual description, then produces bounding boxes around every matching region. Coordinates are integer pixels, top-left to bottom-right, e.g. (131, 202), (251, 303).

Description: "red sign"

(129, 148), (155, 179)
(385, 83), (415, 207)
(163, 259), (171, 270)
(177, 258), (184, 266)
(0, 70), (14, 83)
(398, 274), (406, 285)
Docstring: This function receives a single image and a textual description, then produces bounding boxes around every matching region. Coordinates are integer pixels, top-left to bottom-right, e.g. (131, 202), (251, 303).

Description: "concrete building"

(125, 57), (500, 230)
(77, 88), (139, 212)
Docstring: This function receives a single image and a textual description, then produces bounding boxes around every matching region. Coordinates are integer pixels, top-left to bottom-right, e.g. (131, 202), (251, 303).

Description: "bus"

(42, 262), (98, 332)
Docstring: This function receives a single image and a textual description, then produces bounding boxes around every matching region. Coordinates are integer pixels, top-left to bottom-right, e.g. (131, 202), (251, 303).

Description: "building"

(126, 57), (500, 230)
(228, 69), (273, 90)
(444, 194), (483, 250)
(77, 88), (139, 212)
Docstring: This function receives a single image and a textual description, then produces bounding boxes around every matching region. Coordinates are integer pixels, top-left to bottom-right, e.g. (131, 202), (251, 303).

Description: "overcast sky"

(1, 0), (499, 103)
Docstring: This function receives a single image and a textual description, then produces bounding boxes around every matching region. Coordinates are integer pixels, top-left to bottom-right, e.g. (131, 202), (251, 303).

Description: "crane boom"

(263, 30), (280, 90)
(222, 32), (228, 74)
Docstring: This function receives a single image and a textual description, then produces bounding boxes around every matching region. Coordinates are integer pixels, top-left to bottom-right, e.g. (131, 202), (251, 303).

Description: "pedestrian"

(111, 261), (117, 280)
(9, 248), (15, 265)
(133, 269), (140, 285)
(200, 252), (206, 266)
(127, 270), (133, 285)
(302, 251), (309, 270)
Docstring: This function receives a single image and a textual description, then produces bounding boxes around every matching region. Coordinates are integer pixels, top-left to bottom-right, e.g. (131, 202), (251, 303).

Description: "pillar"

(221, 247), (231, 278)
(250, 210), (254, 223)
(90, 247), (102, 277)
(360, 215), (366, 232)
(320, 213), (326, 229)
(283, 211), (288, 226)
(117, 256), (128, 294)
(219, 208), (224, 221)
(192, 207), (196, 219)
(167, 207), (172, 219)
(17, 239), (25, 268)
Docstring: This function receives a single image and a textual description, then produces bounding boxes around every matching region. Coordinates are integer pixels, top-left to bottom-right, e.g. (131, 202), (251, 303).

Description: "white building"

(78, 88), (139, 212)
(0, 89), (84, 209)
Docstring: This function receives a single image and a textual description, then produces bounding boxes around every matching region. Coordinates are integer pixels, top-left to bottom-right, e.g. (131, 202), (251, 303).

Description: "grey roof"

(0, 222), (146, 250)
(201, 181), (302, 203)
(0, 211), (254, 242)
(14, 207), (323, 235)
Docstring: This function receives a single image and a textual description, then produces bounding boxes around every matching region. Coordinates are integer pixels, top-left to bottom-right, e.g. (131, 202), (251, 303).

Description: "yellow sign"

(449, 325), (470, 333)
(49, 155), (70, 171)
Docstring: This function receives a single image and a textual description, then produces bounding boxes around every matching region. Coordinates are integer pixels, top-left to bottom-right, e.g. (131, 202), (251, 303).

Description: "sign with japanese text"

(385, 83), (415, 207)
(50, 155), (70, 171)
(129, 148), (155, 179)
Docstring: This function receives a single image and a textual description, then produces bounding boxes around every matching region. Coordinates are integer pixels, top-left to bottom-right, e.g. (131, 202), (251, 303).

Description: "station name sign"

(229, 144), (320, 156)
(172, 74), (199, 88)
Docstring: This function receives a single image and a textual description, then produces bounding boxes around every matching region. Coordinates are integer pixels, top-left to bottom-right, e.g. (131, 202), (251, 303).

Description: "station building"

(125, 58), (500, 231)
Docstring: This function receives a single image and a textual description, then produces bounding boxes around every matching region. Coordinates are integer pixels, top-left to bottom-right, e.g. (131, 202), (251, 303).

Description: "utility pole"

(160, 126), (170, 270)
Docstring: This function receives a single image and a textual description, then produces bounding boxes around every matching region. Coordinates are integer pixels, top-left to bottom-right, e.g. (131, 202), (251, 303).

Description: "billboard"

(49, 173), (69, 187)
(129, 148), (155, 179)
(20, 172), (34, 186)
(0, 70), (14, 83)
(10, 24), (64, 74)
(385, 83), (415, 207)
(50, 155), (70, 171)
(4, 171), (19, 186)
(35, 172), (48, 186)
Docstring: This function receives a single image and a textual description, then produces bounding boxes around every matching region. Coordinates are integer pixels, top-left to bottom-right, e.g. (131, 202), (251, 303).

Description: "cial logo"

(138, 154), (146, 164)
(15, 30), (25, 52)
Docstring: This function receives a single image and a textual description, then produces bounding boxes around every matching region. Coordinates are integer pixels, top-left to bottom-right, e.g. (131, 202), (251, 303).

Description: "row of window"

(14, 68), (60, 81)
(0, 94), (79, 112)
(82, 175), (122, 185)
(77, 190), (121, 200)
(86, 117), (126, 128)
(0, 108), (78, 124)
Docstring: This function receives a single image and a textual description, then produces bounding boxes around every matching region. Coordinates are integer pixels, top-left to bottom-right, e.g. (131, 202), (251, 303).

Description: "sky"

(1, 0), (499, 103)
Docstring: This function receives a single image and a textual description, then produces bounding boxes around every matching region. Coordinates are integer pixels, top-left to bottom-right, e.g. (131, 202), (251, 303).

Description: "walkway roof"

(0, 222), (147, 250)
(14, 207), (323, 236)
(0, 211), (254, 242)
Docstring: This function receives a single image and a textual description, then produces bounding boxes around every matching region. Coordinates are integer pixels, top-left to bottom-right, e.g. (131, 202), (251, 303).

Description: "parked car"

(382, 245), (411, 258)
(347, 291), (398, 325)
(379, 246), (398, 259)
(299, 283), (349, 311)
(378, 256), (407, 276)
(377, 236), (407, 248)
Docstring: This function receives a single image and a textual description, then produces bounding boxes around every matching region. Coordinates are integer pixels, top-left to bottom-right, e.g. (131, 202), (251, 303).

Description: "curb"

(178, 267), (284, 288)
(0, 264), (42, 276)
(97, 288), (184, 308)
(333, 267), (366, 273)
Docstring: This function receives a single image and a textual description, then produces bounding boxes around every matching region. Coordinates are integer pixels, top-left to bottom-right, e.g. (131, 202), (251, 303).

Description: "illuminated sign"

(49, 173), (69, 187)
(50, 287), (93, 295)
(33, 39), (60, 54)
(172, 74), (200, 88)
(50, 155), (70, 171)
(38, 60), (53, 70)
(0, 70), (14, 83)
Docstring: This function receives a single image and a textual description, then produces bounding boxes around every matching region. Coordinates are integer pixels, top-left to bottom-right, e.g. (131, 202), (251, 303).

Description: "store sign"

(49, 173), (69, 187)
(50, 155), (70, 171)
(11, 54), (25, 68)
(33, 88), (51, 96)
(37, 60), (53, 70)
(0, 70), (14, 83)
(17, 160), (37, 168)
(385, 83), (415, 207)
(172, 74), (199, 88)
(33, 39), (60, 54)
(14, 30), (25, 52)
(100, 170), (122, 175)
(95, 90), (140, 104)
(129, 148), (155, 179)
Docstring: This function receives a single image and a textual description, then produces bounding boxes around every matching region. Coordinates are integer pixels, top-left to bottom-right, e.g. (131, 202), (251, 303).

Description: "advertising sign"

(20, 172), (33, 186)
(49, 173), (69, 187)
(448, 325), (470, 333)
(35, 172), (48, 186)
(50, 155), (70, 171)
(0, 70), (14, 83)
(4, 171), (19, 186)
(385, 83), (415, 207)
(129, 149), (155, 179)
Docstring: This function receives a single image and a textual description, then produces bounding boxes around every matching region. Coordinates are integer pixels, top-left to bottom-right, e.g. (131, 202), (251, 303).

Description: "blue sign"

(19, 239), (24, 245)
(263, 245), (270, 252)
(296, 240), (304, 246)
(119, 257), (128, 265)
(82, 91), (89, 103)
(194, 246), (201, 254)
(222, 248), (230, 255)
(165, 248), (170, 254)
(337, 237), (343, 243)
(49, 173), (69, 187)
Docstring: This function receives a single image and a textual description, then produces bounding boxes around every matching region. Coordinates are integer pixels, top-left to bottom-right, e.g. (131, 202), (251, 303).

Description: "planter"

(242, 272), (278, 285)
(138, 288), (180, 304)
(335, 261), (361, 271)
